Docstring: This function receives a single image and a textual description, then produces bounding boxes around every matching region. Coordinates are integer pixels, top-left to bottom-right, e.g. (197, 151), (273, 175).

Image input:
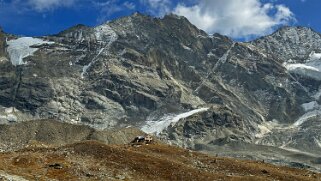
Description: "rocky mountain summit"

(1, 13), (321, 171)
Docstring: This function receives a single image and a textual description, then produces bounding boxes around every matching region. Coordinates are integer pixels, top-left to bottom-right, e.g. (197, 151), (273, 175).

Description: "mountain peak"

(132, 11), (149, 18)
(57, 24), (91, 37)
(163, 13), (186, 20)
(274, 26), (319, 37)
(112, 12), (153, 24)
(251, 26), (321, 60)
(107, 12), (208, 41)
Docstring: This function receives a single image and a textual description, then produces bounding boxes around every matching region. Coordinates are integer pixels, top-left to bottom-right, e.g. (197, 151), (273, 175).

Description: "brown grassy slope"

(0, 141), (320, 181)
(0, 119), (146, 151)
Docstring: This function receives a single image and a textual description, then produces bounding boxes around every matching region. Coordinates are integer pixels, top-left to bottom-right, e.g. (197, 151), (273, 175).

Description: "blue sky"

(0, 0), (320, 40)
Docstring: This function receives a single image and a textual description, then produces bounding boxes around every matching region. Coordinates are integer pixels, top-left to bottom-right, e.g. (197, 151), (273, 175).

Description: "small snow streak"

(81, 48), (105, 78)
(314, 137), (321, 148)
(81, 24), (117, 79)
(213, 43), (235, 72)
(194, 43), (235, 93)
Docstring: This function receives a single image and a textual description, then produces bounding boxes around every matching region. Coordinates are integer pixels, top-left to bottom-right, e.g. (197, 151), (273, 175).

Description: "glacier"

(284, 51), (321, 80)
(141, 108), (209, 134)
(6, 37), (54, 66)
(285, 52), (321, 127)
(293, 110), (321, 127)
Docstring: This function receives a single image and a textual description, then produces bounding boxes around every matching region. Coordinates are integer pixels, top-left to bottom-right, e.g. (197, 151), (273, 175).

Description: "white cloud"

(140, 0), (172, 16)
(123, 1), (136, 10)
(93, 0), (134, 23)
(173, 0), (295, 39)
(275, 4), (294, 23)
(27, 0), (76, 11)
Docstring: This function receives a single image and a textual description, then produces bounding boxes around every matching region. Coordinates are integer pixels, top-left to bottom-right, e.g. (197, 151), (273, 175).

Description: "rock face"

(1, 13), (321, 170)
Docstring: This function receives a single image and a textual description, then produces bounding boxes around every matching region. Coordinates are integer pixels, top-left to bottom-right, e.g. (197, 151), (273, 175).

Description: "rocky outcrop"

(0, 28), (5, 56)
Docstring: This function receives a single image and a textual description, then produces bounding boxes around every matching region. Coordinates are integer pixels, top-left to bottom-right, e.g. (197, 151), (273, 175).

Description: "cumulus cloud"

(173, 0), (296, 39)
(27, 0), (77, 12)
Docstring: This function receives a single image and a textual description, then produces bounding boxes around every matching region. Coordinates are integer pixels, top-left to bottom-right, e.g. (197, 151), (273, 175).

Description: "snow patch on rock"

(207, 52), (215, 57)
(313, 89), (321, 100)
(308, 51), (321, 61)
(6, 37), (54, 65)
(291, 89), (321, 128)
(181, 43), (192, 51)
(314, 137), (321, 148)
(0, 57), (8, 63)
(301, 101), (319, 112)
